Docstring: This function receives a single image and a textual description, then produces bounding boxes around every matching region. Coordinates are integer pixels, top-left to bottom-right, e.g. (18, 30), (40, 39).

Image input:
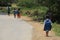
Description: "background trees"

(14, 0), (60, 23)
(32, 0), (60, 23)
(0, 0), (60, 23)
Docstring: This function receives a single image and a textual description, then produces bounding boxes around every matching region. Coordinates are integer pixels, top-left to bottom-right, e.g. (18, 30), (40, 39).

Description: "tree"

(0, 0), (12, 6)
(37, 0), (60, 23)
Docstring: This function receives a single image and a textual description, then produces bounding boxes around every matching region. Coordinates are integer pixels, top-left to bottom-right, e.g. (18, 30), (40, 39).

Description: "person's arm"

(44, 20), (46, 26)
(49, 19), (52, 25)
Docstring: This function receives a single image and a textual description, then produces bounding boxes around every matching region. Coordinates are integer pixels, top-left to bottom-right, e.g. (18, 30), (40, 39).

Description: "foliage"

(37, 0), (60, 23)
(31, 10), (45, 22)
(17, 2), (37, 8)
(0, 0), (12, 3)
(0, 0), (60, 23)
(53, 23), (60, 36)
(16, 0), (60, 23)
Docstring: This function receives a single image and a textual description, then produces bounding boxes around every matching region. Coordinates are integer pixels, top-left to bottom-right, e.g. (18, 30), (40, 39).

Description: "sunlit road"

(0, 15), (33, 40)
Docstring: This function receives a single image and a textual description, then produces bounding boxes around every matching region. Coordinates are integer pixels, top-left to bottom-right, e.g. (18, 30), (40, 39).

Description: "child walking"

(44, 15), (52, 37)
(17, 8), (21, 18)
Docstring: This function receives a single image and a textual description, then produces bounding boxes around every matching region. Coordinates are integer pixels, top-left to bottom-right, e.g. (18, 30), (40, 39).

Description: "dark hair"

(45, 15), (50, 19)
(18, 8), (20, 10)
(14, 8), (16, 10)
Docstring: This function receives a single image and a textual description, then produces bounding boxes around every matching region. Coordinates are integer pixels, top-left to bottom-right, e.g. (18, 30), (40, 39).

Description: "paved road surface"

(0, 15), (33, 40)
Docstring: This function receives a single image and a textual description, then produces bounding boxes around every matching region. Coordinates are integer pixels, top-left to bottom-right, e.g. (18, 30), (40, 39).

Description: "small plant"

(25, 11), (30, 15)
(31, 10), (42, 21)
(32, 10), (39, 17)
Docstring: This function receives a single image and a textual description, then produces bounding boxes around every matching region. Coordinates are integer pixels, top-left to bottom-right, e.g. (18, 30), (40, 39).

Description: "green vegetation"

(53, 23), (60, 36)
(19, 6), (48, 21)
(14, 0), (60, 23)
(0, 0), (60, 23)
(0, 7), (7, 13)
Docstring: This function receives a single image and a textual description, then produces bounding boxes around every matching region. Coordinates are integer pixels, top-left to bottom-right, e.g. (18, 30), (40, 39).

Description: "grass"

(22, 13), (27, 16)
(53, 23), (60, 36)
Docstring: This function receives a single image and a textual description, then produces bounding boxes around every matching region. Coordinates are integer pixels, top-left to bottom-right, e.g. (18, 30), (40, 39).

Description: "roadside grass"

(53, 23), (60, 36)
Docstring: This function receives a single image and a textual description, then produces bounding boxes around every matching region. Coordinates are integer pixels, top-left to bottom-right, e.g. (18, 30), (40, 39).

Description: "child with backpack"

(44, 15), (52, 37)
(17, 8), (21, 18)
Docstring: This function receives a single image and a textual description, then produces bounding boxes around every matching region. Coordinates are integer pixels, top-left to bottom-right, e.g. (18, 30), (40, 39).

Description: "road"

(0, 15), (33, 40)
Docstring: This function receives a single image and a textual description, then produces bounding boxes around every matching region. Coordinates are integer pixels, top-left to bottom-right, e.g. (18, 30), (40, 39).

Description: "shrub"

(53, 23), (60, 36)
(17, 2), (37, 8)
(32, 10), (39, 17)
(31, 10), (45, 22)
(25, 11), (31, 15)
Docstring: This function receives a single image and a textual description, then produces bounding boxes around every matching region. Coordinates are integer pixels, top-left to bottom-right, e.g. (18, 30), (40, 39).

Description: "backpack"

(45, 19), (52, 30)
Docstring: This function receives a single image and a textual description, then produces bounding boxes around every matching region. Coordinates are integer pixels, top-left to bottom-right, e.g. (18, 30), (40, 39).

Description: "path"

(0, 15), (33, 40)
(21, 16), (60, 40)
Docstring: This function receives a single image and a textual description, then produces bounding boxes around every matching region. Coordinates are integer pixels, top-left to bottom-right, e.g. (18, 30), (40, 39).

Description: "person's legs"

(18, 14), (20, 18)
(19, 14), (21, 18)
(8, 13), (10, 16)
(46, 30), (49, 37)
(17, 14), (20, 18)
(16, 14), (18, 18)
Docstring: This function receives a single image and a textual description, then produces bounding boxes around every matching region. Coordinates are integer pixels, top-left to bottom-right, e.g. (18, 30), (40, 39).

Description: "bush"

(53, 23), (60, 36)
(31, 10), (40, 17)
(25, 11), (31, 15)
(17, 2), (37, 8)
(31, 10), (45, 22)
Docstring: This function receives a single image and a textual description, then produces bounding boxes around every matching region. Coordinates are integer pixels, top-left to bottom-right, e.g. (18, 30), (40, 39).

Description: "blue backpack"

(44, 19), (52, 30)
(45, 19), (51, 27)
